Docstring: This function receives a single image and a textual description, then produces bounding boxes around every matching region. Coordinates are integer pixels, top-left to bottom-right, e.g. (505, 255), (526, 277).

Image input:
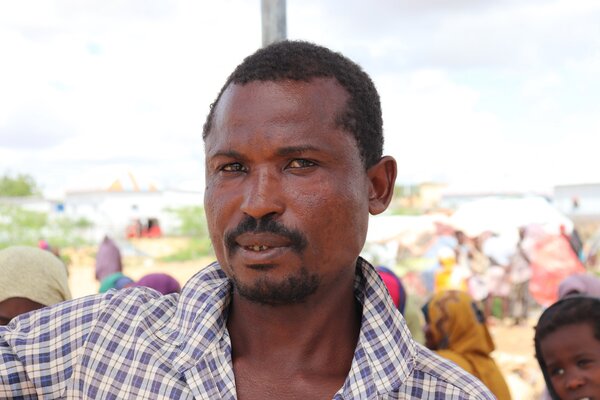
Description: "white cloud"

(0, 0), (599, 197)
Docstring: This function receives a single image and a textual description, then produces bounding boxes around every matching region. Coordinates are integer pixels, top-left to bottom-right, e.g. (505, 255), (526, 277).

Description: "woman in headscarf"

(0, 246), (72, 325)
(133, 273), (181, 295)
(376, 266), (425, 344)
(95, 235), (123, 281)
(422, 290), (511, 399)
(98, 272), (134, 293)
(558, 273), (600, 299)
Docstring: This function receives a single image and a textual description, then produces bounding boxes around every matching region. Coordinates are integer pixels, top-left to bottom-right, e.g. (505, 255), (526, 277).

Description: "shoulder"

(0, 287), (174, 397)
(435, 350), (476, 375)
(400, 344), (495, 400)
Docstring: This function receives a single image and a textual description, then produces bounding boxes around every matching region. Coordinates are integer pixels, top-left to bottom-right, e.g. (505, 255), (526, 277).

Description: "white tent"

(449, 196), (573, 237)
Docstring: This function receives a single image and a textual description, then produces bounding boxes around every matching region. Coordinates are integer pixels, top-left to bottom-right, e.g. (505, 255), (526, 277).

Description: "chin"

(232, 269), (320, 306)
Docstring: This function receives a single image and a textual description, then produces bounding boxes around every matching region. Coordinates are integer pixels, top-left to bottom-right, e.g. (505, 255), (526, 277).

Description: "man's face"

(204, 78), (372, 305)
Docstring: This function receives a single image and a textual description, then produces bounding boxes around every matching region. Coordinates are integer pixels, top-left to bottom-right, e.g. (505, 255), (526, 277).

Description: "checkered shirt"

(1, 258), (494, 399)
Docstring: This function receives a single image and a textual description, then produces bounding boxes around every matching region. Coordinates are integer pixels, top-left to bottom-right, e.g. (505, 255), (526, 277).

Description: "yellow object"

(0, 246), (71, 306)
(434, 263), (469, 293)
(427, 290), (511, 400)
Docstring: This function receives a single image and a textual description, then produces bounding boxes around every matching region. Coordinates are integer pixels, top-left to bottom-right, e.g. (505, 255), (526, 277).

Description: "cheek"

(296, 180), (369, 254)
(204, 184), (233, 245)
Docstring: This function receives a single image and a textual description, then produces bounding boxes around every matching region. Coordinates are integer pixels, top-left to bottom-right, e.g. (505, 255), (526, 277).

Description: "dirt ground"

(63, 238), (546, 399)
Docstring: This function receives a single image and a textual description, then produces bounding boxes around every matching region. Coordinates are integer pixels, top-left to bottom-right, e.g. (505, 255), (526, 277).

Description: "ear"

(367, 156), (397, 215)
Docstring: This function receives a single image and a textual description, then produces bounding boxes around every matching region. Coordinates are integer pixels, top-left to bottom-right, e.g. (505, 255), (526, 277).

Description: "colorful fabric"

(423, 290), (512, 400)
(0, 246), (71, 306)
(375, 266), (406, 314)
(0, 259), (493, 399)
(558, 273), (600, 299)
(94, 236), (123, 281)
(529, 233), (586, 307)
(98, 272), (134, 293)
(133, 273), (181, 295)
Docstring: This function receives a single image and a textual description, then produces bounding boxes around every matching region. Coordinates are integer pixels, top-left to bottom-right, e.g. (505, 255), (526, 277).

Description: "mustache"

(224, 215), (308, 254)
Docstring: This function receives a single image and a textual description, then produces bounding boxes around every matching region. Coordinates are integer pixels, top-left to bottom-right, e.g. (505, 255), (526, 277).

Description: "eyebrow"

(208, 150), (245, 160)
(276, 145), (320, 156)
(209, 145), (321, 160)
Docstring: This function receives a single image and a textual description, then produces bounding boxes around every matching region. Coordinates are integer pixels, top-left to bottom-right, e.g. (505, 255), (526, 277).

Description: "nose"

(240, 168), (285, 220)
(565, 371), (585, 391)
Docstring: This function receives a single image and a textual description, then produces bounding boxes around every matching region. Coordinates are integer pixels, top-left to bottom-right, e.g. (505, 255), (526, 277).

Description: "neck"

(226, 273), (361, 376)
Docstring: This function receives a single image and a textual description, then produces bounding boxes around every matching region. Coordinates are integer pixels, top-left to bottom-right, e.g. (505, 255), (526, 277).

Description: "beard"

(230, 265), (320, 306)
(223, 214), (317, 305)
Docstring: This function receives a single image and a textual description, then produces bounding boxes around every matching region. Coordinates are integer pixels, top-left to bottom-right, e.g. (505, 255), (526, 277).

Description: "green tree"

(166, 206), (208, 237)
(0, 173), (40, 197)
(161, 206), (213, 261)
(0, 205), (93, 249)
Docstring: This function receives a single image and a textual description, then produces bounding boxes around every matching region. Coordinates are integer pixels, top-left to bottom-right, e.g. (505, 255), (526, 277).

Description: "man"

(1, 41), (493, 399)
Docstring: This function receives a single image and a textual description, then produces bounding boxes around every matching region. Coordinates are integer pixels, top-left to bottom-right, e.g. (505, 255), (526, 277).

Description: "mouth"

(230, 232), (297, 264)
(244, 244), (271, 252)
(235, 232), (292, 252)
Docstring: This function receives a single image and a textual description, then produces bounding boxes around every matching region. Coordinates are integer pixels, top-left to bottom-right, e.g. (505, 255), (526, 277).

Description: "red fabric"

(529, 234), (585, 307)
(379, 271), (401, 308)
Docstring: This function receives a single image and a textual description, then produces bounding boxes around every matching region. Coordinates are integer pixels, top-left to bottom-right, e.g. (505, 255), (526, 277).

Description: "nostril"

(566, 376), (585, 390)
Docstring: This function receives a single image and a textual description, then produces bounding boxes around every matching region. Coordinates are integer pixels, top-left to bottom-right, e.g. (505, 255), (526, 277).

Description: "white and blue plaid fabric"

(1, 258), (494, 399)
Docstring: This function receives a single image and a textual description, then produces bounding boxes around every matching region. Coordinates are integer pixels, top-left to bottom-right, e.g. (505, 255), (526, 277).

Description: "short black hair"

(202, 40), (383, 169)
(534, 296), (600, 399)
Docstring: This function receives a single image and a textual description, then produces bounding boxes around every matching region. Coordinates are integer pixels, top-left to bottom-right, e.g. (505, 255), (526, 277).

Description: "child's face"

(541, 323), (600, 400)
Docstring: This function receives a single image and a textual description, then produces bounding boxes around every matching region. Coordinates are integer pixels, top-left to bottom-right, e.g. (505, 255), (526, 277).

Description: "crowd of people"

(1, 40), (599, 399)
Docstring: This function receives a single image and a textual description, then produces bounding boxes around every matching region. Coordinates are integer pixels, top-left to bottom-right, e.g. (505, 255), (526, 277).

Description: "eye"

(577, 359), (592, 368)
(286, 159), (316, 169)
(220, 162), (247, 173)
(550, 367), (565, 377)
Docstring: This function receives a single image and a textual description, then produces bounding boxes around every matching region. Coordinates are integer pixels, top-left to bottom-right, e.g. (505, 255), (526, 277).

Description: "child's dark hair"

(534, 295), (600, 399)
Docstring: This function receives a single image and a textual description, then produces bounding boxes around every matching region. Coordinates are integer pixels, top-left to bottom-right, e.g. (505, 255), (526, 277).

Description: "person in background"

(434, 246), (470, 293)
(534, 296), (600, 400)
(537, 274), (600, 400)
(376, 266), (425, 344)
(483, 233), (513, 322)
(422, 290), (512, 399)
(454, 230), (473, 271)
(98, 272), (134, 294)
(133, 273), (181, 295)
(558, 273), (600, 299)
(467, 234), (491, 305)
(509, 226), (533, 326)
(0, 246), (71, 325)
(95, 235), (123, 281)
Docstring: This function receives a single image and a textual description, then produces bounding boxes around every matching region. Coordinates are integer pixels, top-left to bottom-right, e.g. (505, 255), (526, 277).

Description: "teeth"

(247, 245), (268, 252)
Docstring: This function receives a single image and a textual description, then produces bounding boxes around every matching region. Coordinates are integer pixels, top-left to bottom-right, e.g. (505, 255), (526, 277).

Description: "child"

(534, 296), (600, 400)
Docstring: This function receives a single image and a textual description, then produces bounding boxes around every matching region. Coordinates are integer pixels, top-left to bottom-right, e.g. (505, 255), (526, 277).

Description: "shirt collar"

(165, 258), (416, 395)
(340, 258), (416, 397)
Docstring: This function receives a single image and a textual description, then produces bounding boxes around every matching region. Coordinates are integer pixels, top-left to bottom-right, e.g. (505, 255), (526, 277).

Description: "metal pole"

(261, 0), (287, 47)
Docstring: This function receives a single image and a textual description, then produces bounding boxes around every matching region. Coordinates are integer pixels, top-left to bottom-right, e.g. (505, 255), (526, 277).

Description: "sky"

(1, 0), (599, 198)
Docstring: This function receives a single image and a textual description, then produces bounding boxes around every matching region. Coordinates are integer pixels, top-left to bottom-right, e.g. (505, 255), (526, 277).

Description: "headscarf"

(558, 273), (600, 299)
(133, 273), (181, 295)
(99, 272), (134, 293)
(423, 290), (511, 400)
(95, 236), (123, 281)
(376, 266), (406, 314)
(0, 246), (72, 306)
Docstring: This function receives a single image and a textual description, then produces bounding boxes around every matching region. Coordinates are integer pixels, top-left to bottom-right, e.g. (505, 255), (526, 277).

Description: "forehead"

(541, 323), (599, 358)
(207, 78), (350, 143)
